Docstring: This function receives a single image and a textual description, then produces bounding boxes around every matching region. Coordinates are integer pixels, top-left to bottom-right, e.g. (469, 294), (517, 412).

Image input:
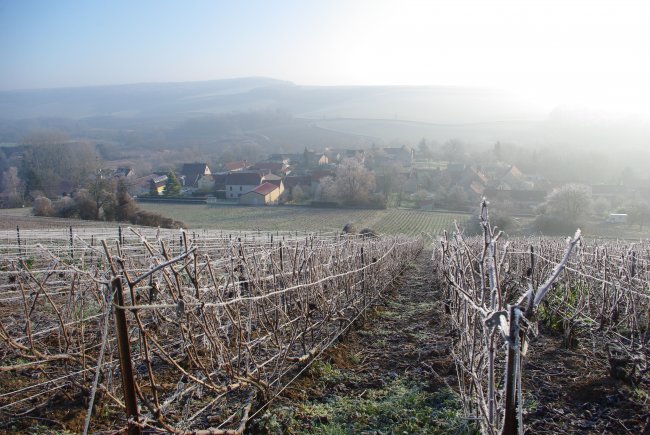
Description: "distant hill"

(1, 77), (649, 176)
(0, 77), (293, 119)
(0, 77), (546, 124)
(0, 77), (554, 148)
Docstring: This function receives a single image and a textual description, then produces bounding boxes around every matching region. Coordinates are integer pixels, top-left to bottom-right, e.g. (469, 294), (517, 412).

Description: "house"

(301, 149), (330, 166)
(284, 175), (312, 196)
(224, 160), (250, 172)
(133, 174), (168, 196)
(310, 170), (334, 187)
(113, 167), (135, 179)
(181, 163), (211, 187)
(446, 165), (489, 200)
(382, 146), (414, 166)
(224, 171), (264, 199)
(483, 188), (547, 214)
(261, 173), (285, 194)
(267, 154), (292, 165)
(197, 174), (216, 191)
(325, 148), (365, 164)
(497, 165), (534, 190)
(239, 182), (281, 205)
(591, 184), (629, 200)
(249, 162), (290, 176)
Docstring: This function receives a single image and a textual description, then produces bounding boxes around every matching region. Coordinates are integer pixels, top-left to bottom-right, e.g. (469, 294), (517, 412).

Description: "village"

(114, 144), (647, 227)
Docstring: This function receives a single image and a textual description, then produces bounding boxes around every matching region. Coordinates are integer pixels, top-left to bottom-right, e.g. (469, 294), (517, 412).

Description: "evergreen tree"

(149, 179), (158, 196)
(164, 171), (181, 196)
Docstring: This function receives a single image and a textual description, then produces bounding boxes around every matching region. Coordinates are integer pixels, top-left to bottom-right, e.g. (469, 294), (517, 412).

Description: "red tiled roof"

(249, 182), (279, 196)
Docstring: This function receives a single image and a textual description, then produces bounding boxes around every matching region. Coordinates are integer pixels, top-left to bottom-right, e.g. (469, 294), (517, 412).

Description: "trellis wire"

(436, 200), (649, 434)
(0, 225), (422, 433)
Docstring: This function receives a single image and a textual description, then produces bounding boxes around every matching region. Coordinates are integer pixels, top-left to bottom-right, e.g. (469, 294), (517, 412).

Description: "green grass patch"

(255, 379), (476, 434)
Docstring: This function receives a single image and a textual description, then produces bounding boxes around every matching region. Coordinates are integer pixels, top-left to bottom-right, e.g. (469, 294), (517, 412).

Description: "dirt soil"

(249, 250), (650, 435)
(522, 329), (650, 434)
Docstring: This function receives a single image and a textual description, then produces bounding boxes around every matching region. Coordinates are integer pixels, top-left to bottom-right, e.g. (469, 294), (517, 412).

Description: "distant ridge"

(0, 77), (546, 124)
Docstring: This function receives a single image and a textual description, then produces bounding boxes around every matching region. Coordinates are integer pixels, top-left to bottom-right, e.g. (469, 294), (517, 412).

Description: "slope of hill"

(0, 77), (546, 124)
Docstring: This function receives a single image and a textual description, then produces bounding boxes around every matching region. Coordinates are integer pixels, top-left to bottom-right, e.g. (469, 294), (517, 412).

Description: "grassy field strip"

(138, 203), (470, 235)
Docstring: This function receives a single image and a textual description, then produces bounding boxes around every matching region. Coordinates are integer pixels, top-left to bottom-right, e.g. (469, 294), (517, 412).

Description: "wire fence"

(0, 225), (423, 433)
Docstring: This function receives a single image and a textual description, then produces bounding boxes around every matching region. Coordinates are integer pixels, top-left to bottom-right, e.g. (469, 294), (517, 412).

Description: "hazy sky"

(2, 0), (649, 113)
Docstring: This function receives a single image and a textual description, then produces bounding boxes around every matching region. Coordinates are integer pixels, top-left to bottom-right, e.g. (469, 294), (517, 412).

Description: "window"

(240, 186), (242, 191)
(229, 186), (232, 190)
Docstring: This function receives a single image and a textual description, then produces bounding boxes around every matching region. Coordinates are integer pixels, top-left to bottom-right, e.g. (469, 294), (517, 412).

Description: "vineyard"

(436, 201), (650, 433)
(0, 226), (422, 433)
(1, 202), (649, 434)
(138, 203), (469, 236)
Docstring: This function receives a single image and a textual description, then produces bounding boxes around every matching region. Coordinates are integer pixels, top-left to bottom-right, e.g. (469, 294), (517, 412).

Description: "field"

(139, 203), (470, 235)
(0, 208), (122, 230)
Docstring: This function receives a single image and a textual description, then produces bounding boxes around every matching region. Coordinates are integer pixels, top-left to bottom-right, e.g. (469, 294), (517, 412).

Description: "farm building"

(239, 182), (281, 205)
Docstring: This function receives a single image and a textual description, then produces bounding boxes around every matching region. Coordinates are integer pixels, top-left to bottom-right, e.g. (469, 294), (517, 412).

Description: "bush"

(54, 196), (78, 218)
(533, 214), (579, 235)
(74, 192), (98, 220)
(359, 228), (379, 238)
(33, 196), (54, 217)
(130, 210), (185, 229)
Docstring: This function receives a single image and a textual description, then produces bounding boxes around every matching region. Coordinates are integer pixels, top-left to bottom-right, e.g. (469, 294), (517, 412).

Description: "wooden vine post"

(112, 277), (141, 434)
(102, 240), (141, 434)
(502, 305), (522, 435)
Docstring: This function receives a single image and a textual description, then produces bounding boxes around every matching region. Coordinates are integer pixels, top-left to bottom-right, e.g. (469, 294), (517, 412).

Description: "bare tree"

(87, 172), (117, 220)
(534, 183), (592, 234)
(378, 163), (406, 205)
(323, 158), (376, 205)
(21, 135), (99, 196)
(546, 183), (592, 224)
(627, 202), (650, 230)
(1, 166), (24, 207)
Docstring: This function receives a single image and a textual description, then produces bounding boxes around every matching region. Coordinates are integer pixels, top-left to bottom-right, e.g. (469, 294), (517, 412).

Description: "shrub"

(54, 196), (78, 218)
(33, 196), (54, 217)
(533, 214), (579, 235)
(359, 228), (379, 238)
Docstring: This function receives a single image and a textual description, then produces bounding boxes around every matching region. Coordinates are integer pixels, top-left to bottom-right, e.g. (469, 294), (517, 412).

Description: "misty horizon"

(2, 0), (650, 116)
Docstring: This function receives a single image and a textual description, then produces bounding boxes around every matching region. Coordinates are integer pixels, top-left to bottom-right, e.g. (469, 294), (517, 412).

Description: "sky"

(1, 0), (650, 114)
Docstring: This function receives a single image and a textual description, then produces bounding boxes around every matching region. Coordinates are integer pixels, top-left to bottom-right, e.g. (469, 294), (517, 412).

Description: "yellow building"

(239, 182), (280, 205)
